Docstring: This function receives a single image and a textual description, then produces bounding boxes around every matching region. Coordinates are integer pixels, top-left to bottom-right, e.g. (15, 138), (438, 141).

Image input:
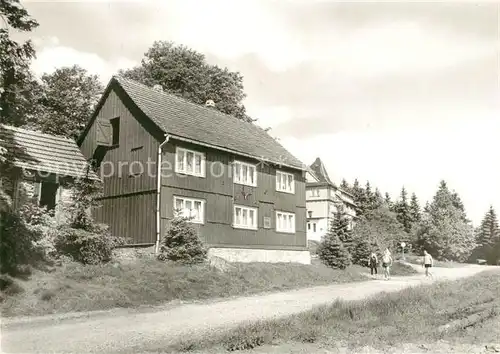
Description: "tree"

(332, 208), (355, 254)
(394, 187), (412, 233)
(472, 206), (500, 264)
(351, 237), (372, 267)
(340, 179), (350, 192)
(158, 216), (207, 264)
(317, 214), (351, 270)
(0, 0), (39, 125)
(29, 65), (103, 139)
(416, 180), (476, 261)
(409, 193), (421, 224)
(351, 179), (368, 216)
(120, 41), (249, 121)
(352, 205), (406, 254)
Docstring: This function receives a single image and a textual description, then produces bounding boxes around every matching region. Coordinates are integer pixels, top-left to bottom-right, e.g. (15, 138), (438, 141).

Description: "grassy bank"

(165, 269), (500, 353)
(0, 258), (415, 318)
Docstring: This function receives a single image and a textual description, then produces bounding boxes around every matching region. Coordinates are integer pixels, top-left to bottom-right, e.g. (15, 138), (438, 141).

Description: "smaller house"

(0, 124), (98, 219)
(305, 157), (356, 242)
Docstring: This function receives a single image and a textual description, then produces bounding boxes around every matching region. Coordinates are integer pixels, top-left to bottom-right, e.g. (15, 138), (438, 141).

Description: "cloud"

(281, 117), (500, 225)
(31, 39), (137, 83)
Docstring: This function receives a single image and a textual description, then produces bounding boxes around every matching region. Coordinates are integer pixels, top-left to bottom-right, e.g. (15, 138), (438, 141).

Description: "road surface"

(0, 265), (493, 353)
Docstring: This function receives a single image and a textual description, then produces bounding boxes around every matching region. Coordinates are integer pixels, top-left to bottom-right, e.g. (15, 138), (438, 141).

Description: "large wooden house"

(77, 76), (310, 263)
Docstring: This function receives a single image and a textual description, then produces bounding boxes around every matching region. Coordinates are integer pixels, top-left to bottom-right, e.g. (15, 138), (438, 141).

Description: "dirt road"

(0, 265), (490, 353)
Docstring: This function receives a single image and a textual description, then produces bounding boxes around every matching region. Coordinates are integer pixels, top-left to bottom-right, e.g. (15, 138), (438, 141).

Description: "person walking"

(423, 250), (433, 277)
(368, 252), (378, 277)
(382, 248), (393, 280)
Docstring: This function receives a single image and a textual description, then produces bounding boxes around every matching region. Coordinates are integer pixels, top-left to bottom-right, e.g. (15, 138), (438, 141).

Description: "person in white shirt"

(381, 248), (393, 280)
(423, 250), (433, 277)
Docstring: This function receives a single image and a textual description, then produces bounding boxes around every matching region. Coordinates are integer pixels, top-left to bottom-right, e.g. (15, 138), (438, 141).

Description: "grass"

(0, 257), (416, 318)
(164, 269), (500, 353)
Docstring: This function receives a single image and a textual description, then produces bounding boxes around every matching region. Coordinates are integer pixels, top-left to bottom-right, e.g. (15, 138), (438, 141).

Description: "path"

(0, 265), (491, 353)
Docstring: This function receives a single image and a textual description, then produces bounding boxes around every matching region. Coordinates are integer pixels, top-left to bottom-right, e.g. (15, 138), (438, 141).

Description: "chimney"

(205, 99), (215, 108)
(153, 84), (163, 92)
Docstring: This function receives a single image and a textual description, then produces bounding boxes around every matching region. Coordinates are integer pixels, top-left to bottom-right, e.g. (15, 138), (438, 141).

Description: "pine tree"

(418, 180), (476, 262)
(409, 193), (421, 224)
(373, 188), (383, 209)
(340, 179), (350, 192)
(351, 179), (368, 217)
(473, 206), (500, 264)
(394, 187), (412, 233)
(332, 208), (355, 254)
(158, 216), (207, 264)
(351, 237), (372, 266)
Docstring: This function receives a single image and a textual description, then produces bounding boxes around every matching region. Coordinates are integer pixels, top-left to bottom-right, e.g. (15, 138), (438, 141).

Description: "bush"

(158, 216), (207, 264)
(351, 238), (372, 266)
(0, 207), (45, 276)
(317, 234), (351, 270)
(54, 224), (125, 265)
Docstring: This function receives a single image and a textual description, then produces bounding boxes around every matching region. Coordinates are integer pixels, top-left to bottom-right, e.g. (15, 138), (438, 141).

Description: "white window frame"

(233, 160), (257, 187)
(276, 170), (295, 194)
(173, 196), (205, 224)
(276, 211), (296, 233)
(175, 147), (206, 177)
(233, 204), (258, 230)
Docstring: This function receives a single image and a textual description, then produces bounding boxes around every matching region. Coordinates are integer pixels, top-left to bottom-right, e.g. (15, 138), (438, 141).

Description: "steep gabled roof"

(309, 157), (334, 185)
(0, 124), (98, 180)
(90, 76), (305, 171)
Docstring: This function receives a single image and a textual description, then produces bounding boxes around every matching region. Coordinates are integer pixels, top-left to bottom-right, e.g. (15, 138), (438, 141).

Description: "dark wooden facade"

(160, 141), (307, 250)
(79, 83), (307, 250)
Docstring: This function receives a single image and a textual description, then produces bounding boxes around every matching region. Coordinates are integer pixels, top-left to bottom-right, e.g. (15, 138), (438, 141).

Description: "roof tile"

(0, 124), (98, 180)
(114, 76), (305, 171)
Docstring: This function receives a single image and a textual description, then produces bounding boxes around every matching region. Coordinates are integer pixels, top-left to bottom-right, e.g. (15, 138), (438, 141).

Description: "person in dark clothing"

(368, 252), (378, 276)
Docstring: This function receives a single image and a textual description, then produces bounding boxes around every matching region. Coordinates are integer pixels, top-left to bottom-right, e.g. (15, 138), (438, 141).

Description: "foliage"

(0, 205), (45, 275)
(352, 205), (407, 253)
(53, 224), (124, 265)
(27, 65), (104, 139)
(409, 192), (421, 224)
(65, 175), (104, 231)
(120, 41), (250, 121)
(471, 206), (500, 264)
(17, 201), (58, 261)
(317, 234), (351, 270)
(351, 237), (372, 266)
(318, 210), (352, 269)
(158, 216), (207, 264)
(0, 0), (39, 125)
(415, 180), (476, 262)
(394, 187), (412, 233)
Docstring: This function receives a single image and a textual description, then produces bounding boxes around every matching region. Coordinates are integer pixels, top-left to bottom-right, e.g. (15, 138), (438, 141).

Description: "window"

(233, 205), (257, 230)
(110, 117), (120, 146)
(276, 211), (295, 233)
(39, 182), (59, 212)
(309, 188), (320, 197)
(276, 171), (294, 193)
(233, 161), (257, 187)
(313, 223), (317, 232)
(307, 222), (311, 230)
(173, 196), (205, 223)
(175, 147), (205, 177)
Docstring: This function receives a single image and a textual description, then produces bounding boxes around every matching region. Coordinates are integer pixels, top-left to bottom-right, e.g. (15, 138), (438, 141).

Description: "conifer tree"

(394, 187), (412, 233)
(317, 211), (351, 269)
(473, 206), (500, 264)
(340, 179), (350, 192)
(417, 180), (475, 261)
(409, 193), (422, 224)
(384, 192), (393, 210)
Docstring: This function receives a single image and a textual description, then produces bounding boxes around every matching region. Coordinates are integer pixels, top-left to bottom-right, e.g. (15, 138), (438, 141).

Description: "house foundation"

(207, 247), (311, 265)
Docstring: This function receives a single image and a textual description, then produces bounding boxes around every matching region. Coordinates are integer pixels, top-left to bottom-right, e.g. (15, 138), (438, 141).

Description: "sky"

(20, 0), (500, 226)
